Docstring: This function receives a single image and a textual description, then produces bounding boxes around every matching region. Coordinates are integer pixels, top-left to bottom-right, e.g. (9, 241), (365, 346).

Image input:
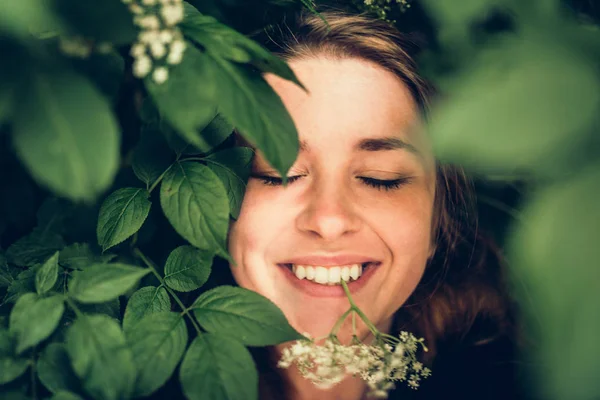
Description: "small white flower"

(408, 378), (420, 389)
(161, 4), (184, 26)
(136, 15), (161, 30)
(152, 67), (169, 83)
(159, 29), (174, 43)
(170, 39), (186, 53)
(129, 3), (144, 14)
(141, 0), (156, 5)
(139, 29), (160, 44)
(133, 55), (152, 77)
(130, 43), (147, 57)
(370, 389), (389, 398)
(150, 41), (167, 58)
(167, 48), (184, 64)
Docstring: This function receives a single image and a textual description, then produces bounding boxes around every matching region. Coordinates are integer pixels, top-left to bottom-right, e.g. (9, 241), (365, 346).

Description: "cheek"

(227, 184), (290, 259)
(370, 187), (435, 247)
(374, 190), (434, 289)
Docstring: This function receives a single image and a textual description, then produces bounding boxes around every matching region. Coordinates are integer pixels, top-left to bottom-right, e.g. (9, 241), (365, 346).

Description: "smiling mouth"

(279, 262), (378, 286)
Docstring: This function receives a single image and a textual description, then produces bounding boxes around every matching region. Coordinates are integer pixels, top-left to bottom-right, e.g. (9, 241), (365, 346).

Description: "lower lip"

(278, 263), (381, 298)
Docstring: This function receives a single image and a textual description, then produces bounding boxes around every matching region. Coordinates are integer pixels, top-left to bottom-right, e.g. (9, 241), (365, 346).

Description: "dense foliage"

(0, 0), (599, 399)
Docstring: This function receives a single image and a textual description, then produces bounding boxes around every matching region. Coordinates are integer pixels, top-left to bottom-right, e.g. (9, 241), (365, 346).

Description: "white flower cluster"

(364, 0), (410, 6)
(278, 331), (431, 398)
(359, 0), (411, 23)
(122, 0), (187, 84)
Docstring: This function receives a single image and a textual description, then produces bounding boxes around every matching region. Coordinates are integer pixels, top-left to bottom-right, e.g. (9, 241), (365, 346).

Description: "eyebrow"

(298, 137), (420, 156)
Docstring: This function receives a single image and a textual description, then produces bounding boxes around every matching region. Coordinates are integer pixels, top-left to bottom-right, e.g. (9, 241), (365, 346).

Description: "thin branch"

(133, 248), (202, 334)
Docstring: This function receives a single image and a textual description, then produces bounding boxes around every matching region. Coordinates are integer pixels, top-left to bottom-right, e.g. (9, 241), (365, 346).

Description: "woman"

(226, 8), (523, 400)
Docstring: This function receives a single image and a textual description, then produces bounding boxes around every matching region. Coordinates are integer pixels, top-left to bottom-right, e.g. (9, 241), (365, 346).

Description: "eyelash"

(251, 175), (411, 191)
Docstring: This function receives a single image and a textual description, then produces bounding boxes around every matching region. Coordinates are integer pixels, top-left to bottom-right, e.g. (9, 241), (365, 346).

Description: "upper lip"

(278, 254), (381, 266)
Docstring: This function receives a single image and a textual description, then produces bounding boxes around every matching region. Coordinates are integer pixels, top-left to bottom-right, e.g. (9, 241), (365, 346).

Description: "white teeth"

(314, 267), (328, 284)
(341, 267), (350, 282)
(350, 264), (360, 280)
(295, 265), (306, 280)
(328, 267), (341, 284)
(290, 263), (365, 285)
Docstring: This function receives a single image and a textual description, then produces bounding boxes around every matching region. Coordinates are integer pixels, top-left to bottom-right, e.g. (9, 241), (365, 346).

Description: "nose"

(296, 179), (362, 241)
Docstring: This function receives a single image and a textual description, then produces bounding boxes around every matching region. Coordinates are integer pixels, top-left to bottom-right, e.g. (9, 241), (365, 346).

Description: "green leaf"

(160, 161), (229, 255)
(68, 263), (150, 303)
(122, 286), (171, 333)
(12, 68), (120, 202)
(96, 188), (152, 251)
(59, 243), (115, 270)
(36, 251), (59, 295)
(145, 46), (218, 151)
(161, 111), (235, 156)
(0, 0), (59, 38)
(132, 127), (174, 186)
(164, 246), (213, 292)
(9, 293), (65, 354)
(66, 314), (136, 400)
(179, 333), (258, 400)
(3, 264), (64, 305)
(205, 147), (254, 219)
(127, 312), (188, 397)
(0, 329), (29, 385)
(4, 266), (39, 304)
(160, 111), (235, 157)
(192, 285), (302, 346)
(6, 227), (64, 267)
(50, 392), (85, 400)
(429, 37), (600, 176)
(52, 0), (137, 45)
(38, 343), (82, 394)
(78, 298), (121, 319)
(509, 167), (600, 400)
(162, 122), (202, 156)
(181, 14), (305, 88)
(199, 113), (235, 149)
(210, 56), (299, 178)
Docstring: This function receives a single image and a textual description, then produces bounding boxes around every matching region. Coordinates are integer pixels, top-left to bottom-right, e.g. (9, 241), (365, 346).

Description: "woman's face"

(228, 57), (437, 341)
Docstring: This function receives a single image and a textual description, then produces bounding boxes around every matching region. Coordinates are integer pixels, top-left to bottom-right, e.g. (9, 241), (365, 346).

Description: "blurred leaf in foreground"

(509, 166), (600, 400)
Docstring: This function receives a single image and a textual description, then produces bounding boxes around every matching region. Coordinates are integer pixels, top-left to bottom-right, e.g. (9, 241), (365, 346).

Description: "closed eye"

(251, 174), (303, 186)
(357, 176), (412, 191)
(251, 174), (411, 191)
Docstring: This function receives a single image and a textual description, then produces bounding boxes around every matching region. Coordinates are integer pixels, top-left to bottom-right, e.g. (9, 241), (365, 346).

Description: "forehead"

(264, 56), (420, 149)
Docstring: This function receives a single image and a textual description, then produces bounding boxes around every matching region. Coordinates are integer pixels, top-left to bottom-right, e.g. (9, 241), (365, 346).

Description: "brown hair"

(246, 7), (519, 397)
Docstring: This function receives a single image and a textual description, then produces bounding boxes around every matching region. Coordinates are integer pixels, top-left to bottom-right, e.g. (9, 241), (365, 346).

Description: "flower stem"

(148, 164), (172, 193)
(340, 279), (357, 308)
(65, 296), (85, 319)
(340, 280), (380, 336)
(133, 247), (202, 334)
(330, 308), (352, 336)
